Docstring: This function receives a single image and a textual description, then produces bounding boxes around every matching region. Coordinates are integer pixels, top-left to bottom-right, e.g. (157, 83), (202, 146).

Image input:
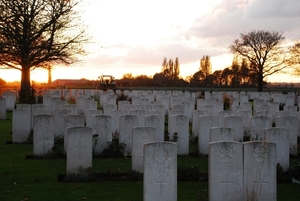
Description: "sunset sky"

(1, 0), (300, 83)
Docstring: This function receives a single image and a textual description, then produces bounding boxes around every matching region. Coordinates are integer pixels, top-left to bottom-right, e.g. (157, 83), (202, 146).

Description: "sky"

(1, 0), (300, 83)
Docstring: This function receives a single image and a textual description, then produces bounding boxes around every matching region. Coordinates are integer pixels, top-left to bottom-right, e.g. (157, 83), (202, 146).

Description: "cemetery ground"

(1, 112), (300, 201)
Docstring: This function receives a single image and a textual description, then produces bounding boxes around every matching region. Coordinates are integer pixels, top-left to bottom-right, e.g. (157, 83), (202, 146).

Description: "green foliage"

(291, 165), (300, 181)
(101, 132), (126, 158)
(126, 170), (143, 181)
(25, 130), (34, 144)
(277, 163), (292, 183)
(177, 165), (207, 181)
(47, 143), (66, 159)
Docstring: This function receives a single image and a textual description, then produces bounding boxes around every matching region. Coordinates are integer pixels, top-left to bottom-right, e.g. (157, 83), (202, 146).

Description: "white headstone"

(151, 104), (166, 115)
(0, 97), (6, 120)
(168, 114), (189, 155)
(12, 109), (31, 143)
(210, 127), (235, 142)
(209, 141), (243, 201)
(224, 115), (244, 142)
(119, 114), (139, 153)
(2, 92), (16, 111)
(181, 101), (194, 122)
(145, 114), (165, 141)
(218, 110), (234, 127)
(66, 127), (93, 175)
(85, 109), (102, 128)
(64, 115), (85, 151)
(283, 105), (298, 117)
(63, 104), (78, 114)
(285, 94), (295, 106)
(196, 99), (207, 110)
(76, 96), (87, 115)
(198, 115), (218, 155)
(276, 115), (298, 156)
(192, 110), (208, 137)
(118, 100), (130, 110)
(250, 116), (272, 141)
(92, 114), (112, 154)
(143, 142), (177, 201)
(33, 115), (54, 156)
(265, 127), (289, 171)
(243, 141), (276, 201)
(168, 110), (184, 116)
(111, 109), (129, 133)
(130, 109), (146, 126)
(103, 104), (117, 115)
(236, 110), (252, 133)
(99, 93), (108, 107)
(132, 127), (156, 173)
(85, 99), (97, 116)
(137, 104), (152, 115)
(198, 104), (214, 116)
(54, 109), (72, 138)
(253, 99), (266, 113)
(157, 96), (170, 113)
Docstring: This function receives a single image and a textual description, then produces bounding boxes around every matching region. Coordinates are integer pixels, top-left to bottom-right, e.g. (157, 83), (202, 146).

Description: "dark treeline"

(120, 56), (261, 88)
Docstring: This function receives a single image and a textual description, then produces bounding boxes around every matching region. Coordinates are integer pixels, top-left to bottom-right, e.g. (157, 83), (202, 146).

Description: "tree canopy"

(0, 0), (88, 103)
(289, 41), (300, 75)
(229, 30), (288, 92)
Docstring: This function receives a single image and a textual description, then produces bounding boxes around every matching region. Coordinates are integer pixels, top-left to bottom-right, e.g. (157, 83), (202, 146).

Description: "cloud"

(79, 0), (300, 79)
(245, 0), (300, 18)
(189, 0), (300, 43)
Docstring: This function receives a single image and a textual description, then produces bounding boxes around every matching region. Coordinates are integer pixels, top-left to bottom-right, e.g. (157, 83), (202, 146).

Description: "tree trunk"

(257, 71), (263, 92)
(19, 67), (31, 103)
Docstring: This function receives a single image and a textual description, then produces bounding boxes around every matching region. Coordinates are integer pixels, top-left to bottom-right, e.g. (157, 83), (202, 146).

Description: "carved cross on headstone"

(38, 134), (49, 153)
(253, 172), (268, 198)
(154, 146), (170, 192)
(75, 140), (86, 159)
(220, 173), (234, 198)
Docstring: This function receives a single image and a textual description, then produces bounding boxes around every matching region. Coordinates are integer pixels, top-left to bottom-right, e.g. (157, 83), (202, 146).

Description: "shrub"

(101, 132), (126, 158)
(177, 165), (205, 181)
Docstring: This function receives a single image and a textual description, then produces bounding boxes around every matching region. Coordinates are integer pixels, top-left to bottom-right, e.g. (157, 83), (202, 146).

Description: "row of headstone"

(209, 141), (276, 201)
(66, 133), (178, 201)
(195, 113), (297, 157)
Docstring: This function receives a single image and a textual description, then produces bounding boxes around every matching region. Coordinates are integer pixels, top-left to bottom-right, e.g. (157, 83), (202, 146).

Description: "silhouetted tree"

(161, 57), (180, 85)
(173, 57), (180, 80)
(289, 41), (300, 75)
(200, 55), (212, 77)
(122, 73), (134, 79)
(190, 70), (205, 87)
(212, 70), (223, 87)
(229, 30), (288, 92)
(153, 72), (168, 87)
(132, 75), (154, 87)
(221, 68), (232, 87)
(230, 56), (241, 87)
(204, 74), (215, 87)
(0, 0), (88, 103)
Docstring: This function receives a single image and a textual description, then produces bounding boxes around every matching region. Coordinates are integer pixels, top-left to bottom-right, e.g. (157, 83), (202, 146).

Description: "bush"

(101, 138), (126, 158)
(177, 165), (206, 181)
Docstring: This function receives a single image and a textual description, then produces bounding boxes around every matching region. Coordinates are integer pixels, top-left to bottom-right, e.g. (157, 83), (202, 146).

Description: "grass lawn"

(1, 111), (300, 201)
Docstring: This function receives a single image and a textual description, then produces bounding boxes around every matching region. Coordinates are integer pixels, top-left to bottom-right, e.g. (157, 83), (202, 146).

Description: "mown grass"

(1, 111), (300, 201)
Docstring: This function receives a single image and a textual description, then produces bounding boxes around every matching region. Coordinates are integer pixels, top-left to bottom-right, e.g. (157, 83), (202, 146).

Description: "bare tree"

(0, 0), (88, 103)
(289, 41), (300, 75)
(229, 30), (288, 91)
